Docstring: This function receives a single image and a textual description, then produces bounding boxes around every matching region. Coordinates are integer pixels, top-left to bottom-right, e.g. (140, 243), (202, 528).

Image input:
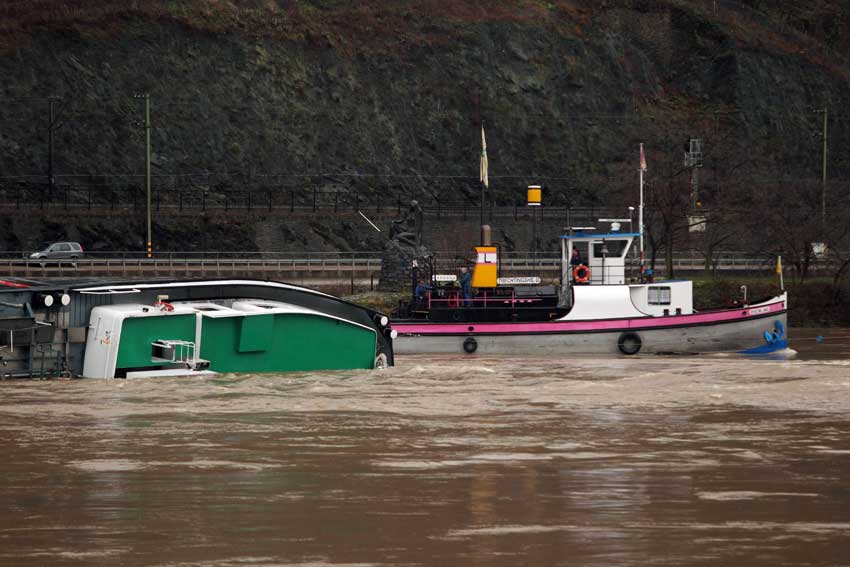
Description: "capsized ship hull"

(394, 294), (787, 356)
(0, 278), (394, 378)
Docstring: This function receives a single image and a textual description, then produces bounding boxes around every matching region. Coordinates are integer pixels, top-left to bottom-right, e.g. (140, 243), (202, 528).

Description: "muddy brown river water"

(1, 330), (849, 566)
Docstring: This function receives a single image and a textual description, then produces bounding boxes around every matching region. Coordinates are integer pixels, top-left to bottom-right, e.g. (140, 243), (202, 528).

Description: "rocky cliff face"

(1, 1), (849, 254)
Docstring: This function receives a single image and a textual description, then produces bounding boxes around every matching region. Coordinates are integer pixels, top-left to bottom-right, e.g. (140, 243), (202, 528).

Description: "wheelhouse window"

(593, 240), (628, 258)
(648, 286), (671, 305)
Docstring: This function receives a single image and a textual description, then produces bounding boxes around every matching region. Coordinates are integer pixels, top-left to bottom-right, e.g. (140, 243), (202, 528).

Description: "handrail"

(422, 289), (548, 310)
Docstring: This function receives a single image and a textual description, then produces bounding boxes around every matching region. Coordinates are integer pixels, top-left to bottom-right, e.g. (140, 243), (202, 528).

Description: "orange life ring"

(573, 264), (590, 284)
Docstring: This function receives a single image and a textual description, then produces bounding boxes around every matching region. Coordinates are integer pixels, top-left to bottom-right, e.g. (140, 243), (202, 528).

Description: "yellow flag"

(775, 256), (782, 275)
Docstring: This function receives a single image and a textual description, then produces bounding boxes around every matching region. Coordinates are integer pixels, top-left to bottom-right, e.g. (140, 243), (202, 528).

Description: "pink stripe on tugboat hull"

(394, 299), (786, 336)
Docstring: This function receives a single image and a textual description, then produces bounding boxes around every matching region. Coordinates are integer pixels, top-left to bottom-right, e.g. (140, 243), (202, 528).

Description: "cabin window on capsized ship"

(648, 286), (672, 305)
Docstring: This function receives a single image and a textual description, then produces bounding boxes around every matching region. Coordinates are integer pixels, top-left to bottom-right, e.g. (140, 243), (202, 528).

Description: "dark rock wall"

(0, 208), (569, 256)
(1, 2), (849, 252)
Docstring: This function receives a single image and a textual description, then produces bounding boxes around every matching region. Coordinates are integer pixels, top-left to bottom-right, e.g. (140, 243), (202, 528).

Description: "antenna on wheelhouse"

(638, 143), (647, 274)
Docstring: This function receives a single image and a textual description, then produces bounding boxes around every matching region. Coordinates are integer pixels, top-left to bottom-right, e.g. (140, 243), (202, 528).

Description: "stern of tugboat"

(737, 292), (789, 355)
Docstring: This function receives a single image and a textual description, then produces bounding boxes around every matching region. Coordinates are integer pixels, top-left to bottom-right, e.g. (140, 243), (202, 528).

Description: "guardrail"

(0, 256), (381, 275)
(0, 250), (792, 278)
(0, 251), (382, 261)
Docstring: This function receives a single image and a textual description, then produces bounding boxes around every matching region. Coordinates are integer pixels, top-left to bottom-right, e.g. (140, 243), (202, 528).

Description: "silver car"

(30, 242), (85, 260)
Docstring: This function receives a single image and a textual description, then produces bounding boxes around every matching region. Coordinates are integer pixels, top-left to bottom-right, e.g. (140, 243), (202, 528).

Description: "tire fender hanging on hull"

(618, 332), (642, 355)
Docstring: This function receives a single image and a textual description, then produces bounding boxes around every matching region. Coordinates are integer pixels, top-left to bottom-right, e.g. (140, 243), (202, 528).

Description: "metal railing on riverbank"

(0, 185), (622, 222)
(0, 252), (381, 280)
(0, 250), (792, 279)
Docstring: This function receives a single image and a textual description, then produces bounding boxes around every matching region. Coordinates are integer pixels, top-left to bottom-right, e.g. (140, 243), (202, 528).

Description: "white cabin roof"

(560, 232), (640, 240)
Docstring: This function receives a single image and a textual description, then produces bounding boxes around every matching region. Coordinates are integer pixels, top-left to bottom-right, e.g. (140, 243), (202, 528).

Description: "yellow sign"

(527, 185), (541, 206)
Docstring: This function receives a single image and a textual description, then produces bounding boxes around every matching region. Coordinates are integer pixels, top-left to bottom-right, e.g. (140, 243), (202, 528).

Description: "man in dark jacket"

(570, 246), (583, 266)
(460, 266), (472, 307)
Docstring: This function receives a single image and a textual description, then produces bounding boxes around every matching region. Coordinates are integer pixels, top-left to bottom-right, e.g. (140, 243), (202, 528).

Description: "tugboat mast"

(480, 123), (489, 246)
(639, 143), (647, 272)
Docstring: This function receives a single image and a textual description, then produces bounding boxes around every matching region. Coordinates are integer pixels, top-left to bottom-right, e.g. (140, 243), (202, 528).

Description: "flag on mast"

(640, 143), (647, 172)
(480, 125), (489, 189)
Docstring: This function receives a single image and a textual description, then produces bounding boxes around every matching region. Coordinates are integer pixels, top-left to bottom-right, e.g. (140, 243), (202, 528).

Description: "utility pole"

(145, 94), (152, 258)
(820, 107), (828, 233)
(47, 97), (57, 195)
(135, 93), (153, 258)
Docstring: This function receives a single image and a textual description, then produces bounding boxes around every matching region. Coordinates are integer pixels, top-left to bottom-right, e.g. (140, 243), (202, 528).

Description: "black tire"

(618, 332), (642, 355)
(462, 337), (478, 354)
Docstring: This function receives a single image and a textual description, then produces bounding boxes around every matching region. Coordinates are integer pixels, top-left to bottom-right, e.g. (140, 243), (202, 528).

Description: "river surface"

(1, 330), (849, 566)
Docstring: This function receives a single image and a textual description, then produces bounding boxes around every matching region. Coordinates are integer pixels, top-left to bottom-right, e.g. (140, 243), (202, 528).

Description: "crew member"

(460, 266), (472, 307)
(570, 246), (587, 284)
(570, 246), (583, 266)
(414, 279), (432, 302)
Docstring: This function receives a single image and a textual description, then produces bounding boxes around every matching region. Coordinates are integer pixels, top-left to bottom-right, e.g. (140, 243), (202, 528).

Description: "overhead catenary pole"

(47, 97), (56, 195)
(820, 107), (828, 233)
(143, 94), (152, 258)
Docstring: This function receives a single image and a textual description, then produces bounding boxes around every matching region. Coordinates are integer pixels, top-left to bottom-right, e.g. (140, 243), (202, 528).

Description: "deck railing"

(421, 289), (548, 310)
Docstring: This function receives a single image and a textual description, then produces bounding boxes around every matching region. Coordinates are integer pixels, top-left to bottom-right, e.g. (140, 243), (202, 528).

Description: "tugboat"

(394, 133), (787, 356)
(392, 224), (787, 356)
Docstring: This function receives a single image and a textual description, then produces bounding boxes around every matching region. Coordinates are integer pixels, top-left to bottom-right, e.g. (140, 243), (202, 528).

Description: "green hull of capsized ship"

(97, 305), (378, 377)
(199, 313), (376, 373)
